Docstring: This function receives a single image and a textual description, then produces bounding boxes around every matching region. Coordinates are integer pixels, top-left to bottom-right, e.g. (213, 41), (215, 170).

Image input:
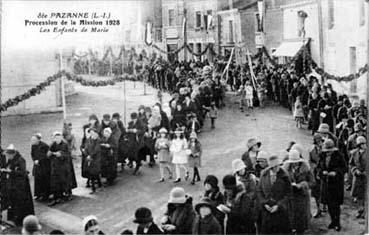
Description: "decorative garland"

(185, 44), (211, 57)
(1, 71), (64, 112)
(301, 46), (368, 82)
(64, 72), (137, 86)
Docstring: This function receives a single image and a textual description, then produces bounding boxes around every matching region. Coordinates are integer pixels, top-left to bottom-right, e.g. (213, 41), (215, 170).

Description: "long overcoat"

(49, 141), (70, 193)
(84, 137), (102, 178)
(317, 150), (347, 205)
(283, 161), (315, 232)
(31, 141), (50, 197)
(100, 136), (117, 180)
(350, 149), (366, 200)
(5, 152), (34, 225)
(257, 167), (292, 234)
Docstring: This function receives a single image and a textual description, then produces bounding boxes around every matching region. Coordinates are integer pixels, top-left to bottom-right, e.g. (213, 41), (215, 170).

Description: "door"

(349, 47), (357, 93)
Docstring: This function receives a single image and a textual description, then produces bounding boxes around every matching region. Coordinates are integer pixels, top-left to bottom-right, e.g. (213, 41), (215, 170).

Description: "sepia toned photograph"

(1, 0), (369, 234)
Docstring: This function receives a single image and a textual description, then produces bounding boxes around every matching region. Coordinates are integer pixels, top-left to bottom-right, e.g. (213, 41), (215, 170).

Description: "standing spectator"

(283, 150), (315, 234)
(209, 101), (218, 129)
(170, 129), (189, 183)
(241, 138), (261, 173)
(100, 127), (117, 185)
(188, 132), (202, 184)
(318, 93), (334, 132)
(48, 132), (70, 206)
(218, 174), (256, 234)
(193, 197), (222, 235)
(294, 96), (304, 128)
(30, 133), (50, 201)
(349, 136), (366, 219)
(309, 133), (324, 218)
(308, 92), (321, 134)
(161, 187), (195, 234)
(134, 207), (163, 234)
(155, 128), (173, 182)
(317, 139), (347, 231)
(257, 155), (291, 234)
(84, 128), (102, 194)
(245, 81), (254, 112)
(203, 175), (225, 232)
(255, 151), (269, 178)
(2, 145), (34, 226)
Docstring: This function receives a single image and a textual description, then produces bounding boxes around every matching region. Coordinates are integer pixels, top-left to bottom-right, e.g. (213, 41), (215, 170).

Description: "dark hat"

(195, 197), (215, 214)
(133, 207), (153, 224)
(112, 113), (120, 119)
(222, 174), (237, 190)
(322, 139), (338, 152)
(89, 114), (98, 121)
(131, 112), (138, 119)
(204, 175), (218, 189)
(138, 105), (145, 111)
(103, 114), (111, 121)
(313, 133), (323, 144)
(347, 119), (355, 128)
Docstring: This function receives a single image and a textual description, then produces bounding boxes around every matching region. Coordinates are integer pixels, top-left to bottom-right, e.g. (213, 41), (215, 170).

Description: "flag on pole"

(207, 14), (213, 29)
(145, 21), (153, 44)
(222, 48), (235, 82)
(182, 17), (187, 38)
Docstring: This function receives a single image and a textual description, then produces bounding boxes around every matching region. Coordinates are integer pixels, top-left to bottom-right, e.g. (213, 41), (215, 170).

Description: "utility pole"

(183, 7), (188, 62)
(317, 0), (325, 81)
(59, 50), (67, 120)
(365, 0), (369, 234)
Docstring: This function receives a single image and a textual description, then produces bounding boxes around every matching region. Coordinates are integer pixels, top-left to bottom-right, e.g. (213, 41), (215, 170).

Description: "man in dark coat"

(318, 92), (335, 132)
(1, 144), (34, 226)
(31, 133), (50, 201)
(126, 112), (146, 175)
(317, 139), (347, 231)
(0, 148), (7, 212)
(48, 132), (70, 206)
(84, 127), (102, 194)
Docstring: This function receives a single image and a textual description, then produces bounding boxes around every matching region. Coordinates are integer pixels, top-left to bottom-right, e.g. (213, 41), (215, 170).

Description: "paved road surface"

(1, 80), (365, 234)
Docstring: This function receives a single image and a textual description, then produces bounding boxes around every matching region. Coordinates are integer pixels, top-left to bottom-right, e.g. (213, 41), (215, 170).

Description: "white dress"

(170, 138), (188, 164)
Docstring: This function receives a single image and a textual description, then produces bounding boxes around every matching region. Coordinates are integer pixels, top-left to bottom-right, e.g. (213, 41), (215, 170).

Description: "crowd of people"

(1, 54), (368, 235)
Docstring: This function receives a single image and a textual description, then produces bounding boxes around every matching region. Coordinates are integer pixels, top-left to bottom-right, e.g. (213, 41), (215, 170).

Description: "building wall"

(320, 0), (367, 98)
(282, 1), (321, 65)
(1, 48), (62, 116)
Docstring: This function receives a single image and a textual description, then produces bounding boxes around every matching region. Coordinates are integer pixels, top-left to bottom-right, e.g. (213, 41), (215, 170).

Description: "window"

(155, 28), (162, 42)
(228, 20), (234, 43)
(204, 10), (213, 30)
(169, 9), (175, 26)
(196, 11), (202, 28)
(328, 0), (334, 29)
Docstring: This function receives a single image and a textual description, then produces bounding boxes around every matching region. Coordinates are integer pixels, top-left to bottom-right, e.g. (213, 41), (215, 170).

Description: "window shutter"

(328, 0), (334, 29)
(359, 0), (365, 26)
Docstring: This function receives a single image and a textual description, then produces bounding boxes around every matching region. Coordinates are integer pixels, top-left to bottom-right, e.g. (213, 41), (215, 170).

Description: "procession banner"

(222, 47), (235, 81)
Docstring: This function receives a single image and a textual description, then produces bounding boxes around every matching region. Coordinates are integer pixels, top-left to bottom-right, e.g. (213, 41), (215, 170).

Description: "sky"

(2, 1), (139, 51)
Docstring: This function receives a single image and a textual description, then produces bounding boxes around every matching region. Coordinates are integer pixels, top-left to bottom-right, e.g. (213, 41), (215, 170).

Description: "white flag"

(145, 21), (153, 44)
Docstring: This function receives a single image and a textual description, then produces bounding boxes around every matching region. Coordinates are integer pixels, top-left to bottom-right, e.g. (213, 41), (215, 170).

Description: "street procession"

(1, 0), (369, 234)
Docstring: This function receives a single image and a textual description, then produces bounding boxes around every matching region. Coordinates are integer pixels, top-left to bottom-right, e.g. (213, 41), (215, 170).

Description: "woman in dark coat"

(318, 92), (335, 133)
(100, 127), (117, 185)
(84, 128), (102, 194)
(161, 187), (195, 234)
(283, 150), (315, 234)
(257, 156), (291, 234)
(218, 174), (256, 235)
(203, 175), (225, 232)
(308, 92), (321, 134)
(31, 134), (51, 201)
(48, 132), (70, 206)
(81, 114), (101, 187)
(2, 145), (34, 225)
(317, 139), (347, 231)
